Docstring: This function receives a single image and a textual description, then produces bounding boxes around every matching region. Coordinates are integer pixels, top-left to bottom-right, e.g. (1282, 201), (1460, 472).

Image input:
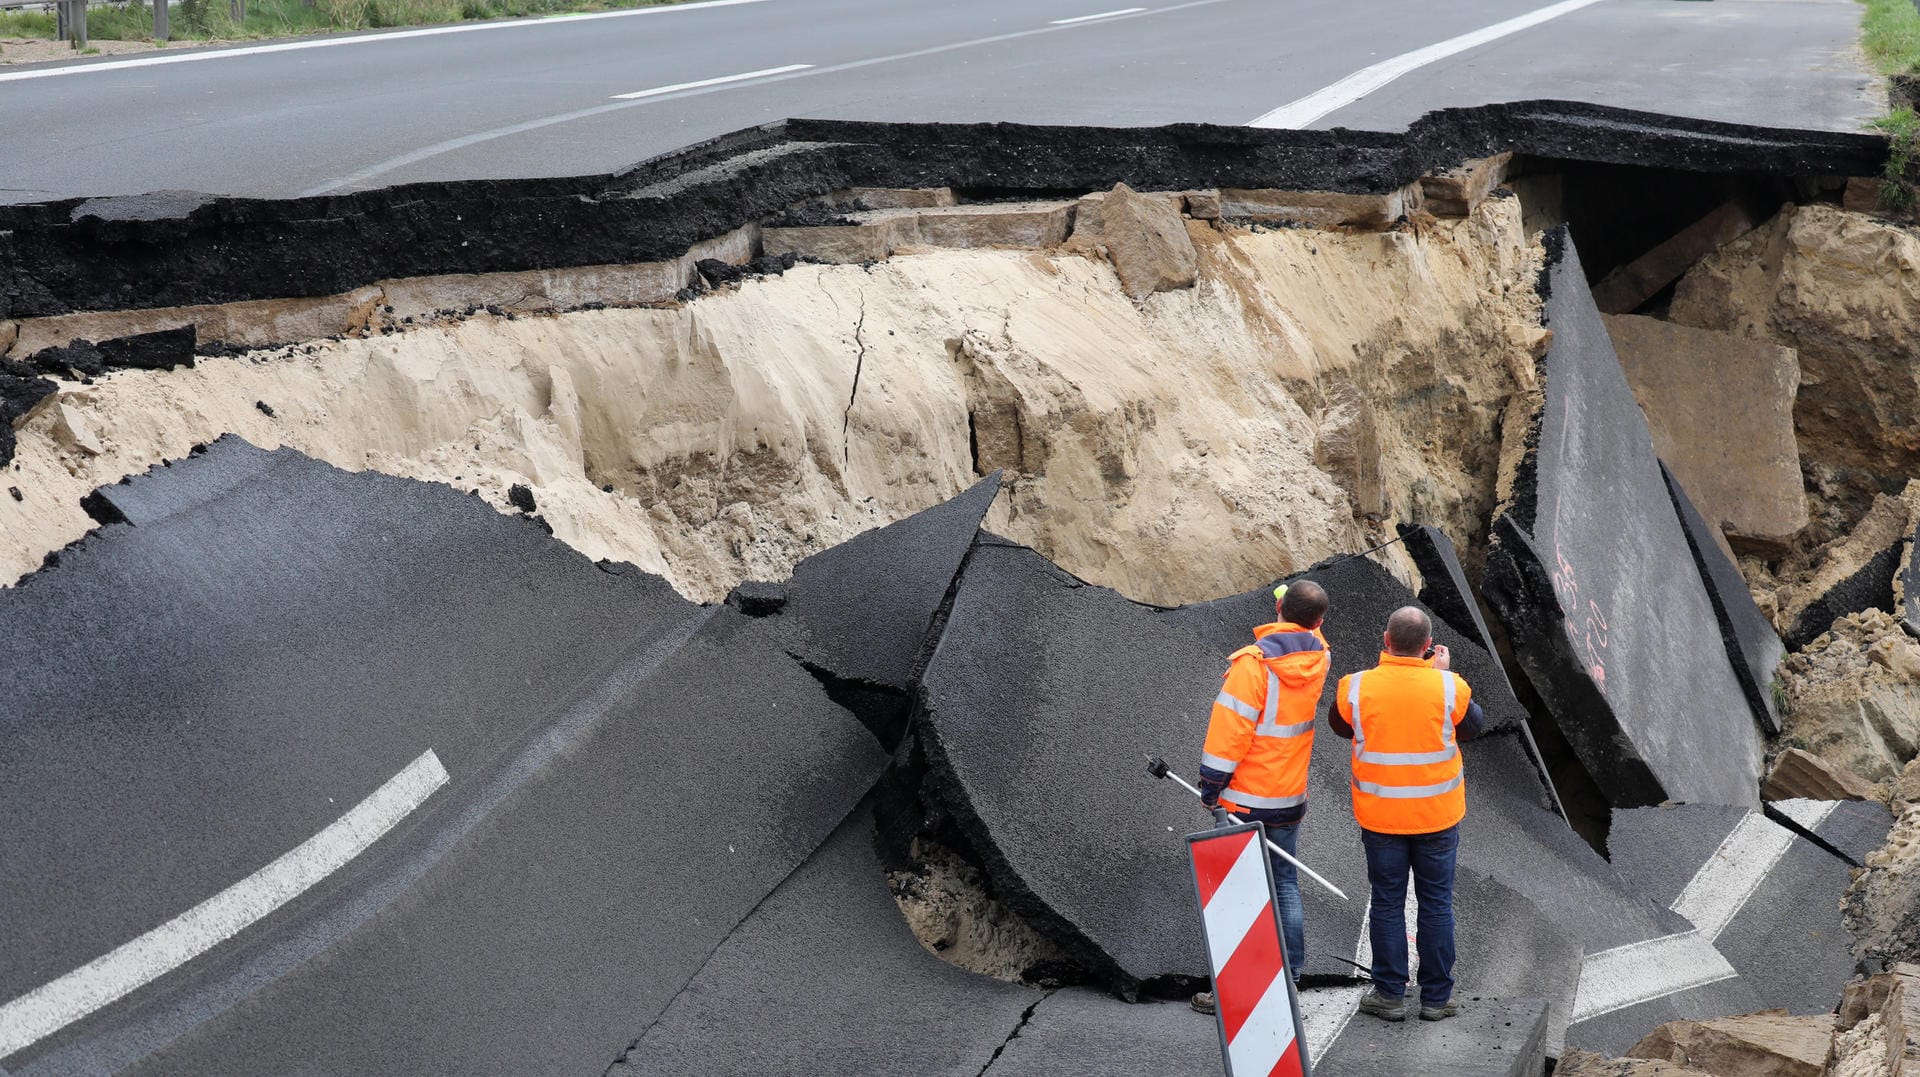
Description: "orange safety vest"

(1335, 653), (1471, 835)
(1201, 622), (1330, 815)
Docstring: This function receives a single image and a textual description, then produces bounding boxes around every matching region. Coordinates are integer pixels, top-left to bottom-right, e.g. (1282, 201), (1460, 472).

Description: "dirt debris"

(1764, 747), (1882, 803)
(1848, 806), (1920, 966)
(887, 838), (1068, 985)
(1555, 1049), (1718, 1076)
(1098, 182), (1198, 300)
(1627, 1012), (1831, 1077)
(1779, 610), (1920, 782)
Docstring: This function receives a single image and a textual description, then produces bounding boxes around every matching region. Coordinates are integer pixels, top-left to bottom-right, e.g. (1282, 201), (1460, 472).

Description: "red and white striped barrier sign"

(1188, 822), (1310, 1077)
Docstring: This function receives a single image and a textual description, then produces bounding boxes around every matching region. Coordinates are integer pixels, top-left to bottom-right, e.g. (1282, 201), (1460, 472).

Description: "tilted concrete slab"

(1314, 996), (1547, 1077)
(1607, 802), (1862, 1023)
(1787, 542), (1902, 651)
(1607, 315), (1805, 558)
(609, 806), (1039, 1077)
(1399, 523), (1568, 820)
(1484, 231), (1765, 809)
(0, 438), (885, 1075)
(1400, 523), (1499, 652)
(920, 539), (1681, 1051)
(743, 472), (1000, 747)
(1661, 463), (1787, 735)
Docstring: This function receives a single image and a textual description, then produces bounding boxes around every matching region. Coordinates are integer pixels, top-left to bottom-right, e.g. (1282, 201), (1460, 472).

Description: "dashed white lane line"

(1247, 0), (1612, 129)
(612, 63), (812, 99)
(1049, 8), (1147, 25)
(0, 750), (449, 1061)
(302, 0), (1233, 195)
(0, 0), (772, 83)
(1571, 801), (1840, 1024)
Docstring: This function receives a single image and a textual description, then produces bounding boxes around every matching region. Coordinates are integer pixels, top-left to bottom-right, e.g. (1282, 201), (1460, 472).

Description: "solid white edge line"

(0, 0), (772, 83)
(1048, 7), (1146, 25)
(611, 63), (811, 100)
(0, 749), (449, 1060)
(1247, 0), (1612, 129)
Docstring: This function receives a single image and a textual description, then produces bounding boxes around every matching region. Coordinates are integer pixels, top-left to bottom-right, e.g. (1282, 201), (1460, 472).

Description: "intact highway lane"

(0, 0), (1879, 203)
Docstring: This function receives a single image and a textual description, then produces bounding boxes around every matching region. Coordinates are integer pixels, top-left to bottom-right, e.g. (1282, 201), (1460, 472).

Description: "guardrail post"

(154, 0), (168, 41)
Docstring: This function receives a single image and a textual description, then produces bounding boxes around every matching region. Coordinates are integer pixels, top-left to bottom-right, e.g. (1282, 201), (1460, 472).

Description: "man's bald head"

(1279, 579), (1328, 629)
(1385, 607), (1432, 656)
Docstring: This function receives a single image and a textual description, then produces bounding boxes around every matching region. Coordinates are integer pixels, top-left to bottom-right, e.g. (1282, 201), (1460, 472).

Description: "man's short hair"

(1386, 606), (1432, 656)
(1280, 579), (1328, 628)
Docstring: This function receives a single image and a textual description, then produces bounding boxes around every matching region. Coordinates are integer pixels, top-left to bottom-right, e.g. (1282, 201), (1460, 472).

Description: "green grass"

(0, 0), (682, 42)
(1877, 107), (1920, 211)
(1862, 0), (1920, 75)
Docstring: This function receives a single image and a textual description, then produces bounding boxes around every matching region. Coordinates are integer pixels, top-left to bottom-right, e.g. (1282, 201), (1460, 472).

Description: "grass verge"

(0, 0), (683, 43)
(1862, 0), (1920, 75)
(1876, 108), (1919, 211)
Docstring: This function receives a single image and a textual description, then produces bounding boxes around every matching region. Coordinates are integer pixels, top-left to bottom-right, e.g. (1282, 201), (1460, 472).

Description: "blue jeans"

(1361, 825), (1459, 1007)
(1262, 822), (1306, 981)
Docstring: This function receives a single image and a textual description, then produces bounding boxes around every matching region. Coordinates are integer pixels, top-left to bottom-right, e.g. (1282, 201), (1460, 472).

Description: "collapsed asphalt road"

(1, 109), (1910, 1074)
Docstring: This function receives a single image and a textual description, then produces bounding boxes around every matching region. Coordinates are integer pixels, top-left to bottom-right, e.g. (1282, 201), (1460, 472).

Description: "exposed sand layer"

(3, 199), (1541, 605)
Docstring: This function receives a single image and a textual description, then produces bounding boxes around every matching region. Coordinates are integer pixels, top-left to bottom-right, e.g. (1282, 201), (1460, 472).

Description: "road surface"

(0, 0), (1881, 203)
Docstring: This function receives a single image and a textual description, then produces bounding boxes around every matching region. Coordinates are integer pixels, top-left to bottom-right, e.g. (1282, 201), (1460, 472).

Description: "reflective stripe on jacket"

(1200, 622), (1329, 815)
(1334, 653), (1471, 835)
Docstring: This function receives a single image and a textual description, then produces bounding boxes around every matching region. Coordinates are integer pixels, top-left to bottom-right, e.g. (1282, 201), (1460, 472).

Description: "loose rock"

(1099, 182), (1199, 300)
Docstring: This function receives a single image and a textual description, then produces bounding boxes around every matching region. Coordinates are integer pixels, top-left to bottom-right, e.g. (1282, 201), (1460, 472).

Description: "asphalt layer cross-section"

(0, 0), (1878, 203)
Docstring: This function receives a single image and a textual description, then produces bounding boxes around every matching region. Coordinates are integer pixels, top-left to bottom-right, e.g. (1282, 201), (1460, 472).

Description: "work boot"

(1420, 999), (1461, 1021)
(1358, 990), (1407, 1022)
(1190, 991), (1216, 1015)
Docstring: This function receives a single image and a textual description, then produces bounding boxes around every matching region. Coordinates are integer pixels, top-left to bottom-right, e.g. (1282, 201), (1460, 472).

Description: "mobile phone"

(1423, 647), (1436, 660)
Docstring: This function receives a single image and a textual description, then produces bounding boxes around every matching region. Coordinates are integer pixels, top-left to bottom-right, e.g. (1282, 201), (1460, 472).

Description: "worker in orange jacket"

(1333, 606), (1484, 1024)
(1190, 579), (1331, 1015)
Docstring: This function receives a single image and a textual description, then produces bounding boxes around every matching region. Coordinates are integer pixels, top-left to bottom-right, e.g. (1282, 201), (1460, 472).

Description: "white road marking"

(1673, 804), (1834, 941)
(1299, 985), (1367, 1060)
(1572, 930), (1736, 1022)
(1247, 0), (1612, 129)
(1049, 7), (1146, 25)
(611, 63), (812, 100)
(301, 0), (1232, 194)
(0, 0), (772, 84)
(1302, 889), (1417, 1057)
(0, 750), (449, 1060)
(1571, 801), (1839, 1023)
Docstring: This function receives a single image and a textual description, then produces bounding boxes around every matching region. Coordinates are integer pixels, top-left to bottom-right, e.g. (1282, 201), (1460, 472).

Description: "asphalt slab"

(610, 803), (1041, 1076)
(1484, 230), (1764, 810)
(1660, 462), (1787, 735)
(1, 438), (887, 1075)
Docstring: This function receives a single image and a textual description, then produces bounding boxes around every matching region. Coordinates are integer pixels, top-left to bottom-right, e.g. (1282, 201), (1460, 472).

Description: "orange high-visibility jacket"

(1334, 653), (1472, 835)
(1200, 622), (1330, 815)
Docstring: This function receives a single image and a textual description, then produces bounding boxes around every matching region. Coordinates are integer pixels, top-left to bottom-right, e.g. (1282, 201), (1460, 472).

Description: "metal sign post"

(1187, 820), (1312, 1077)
